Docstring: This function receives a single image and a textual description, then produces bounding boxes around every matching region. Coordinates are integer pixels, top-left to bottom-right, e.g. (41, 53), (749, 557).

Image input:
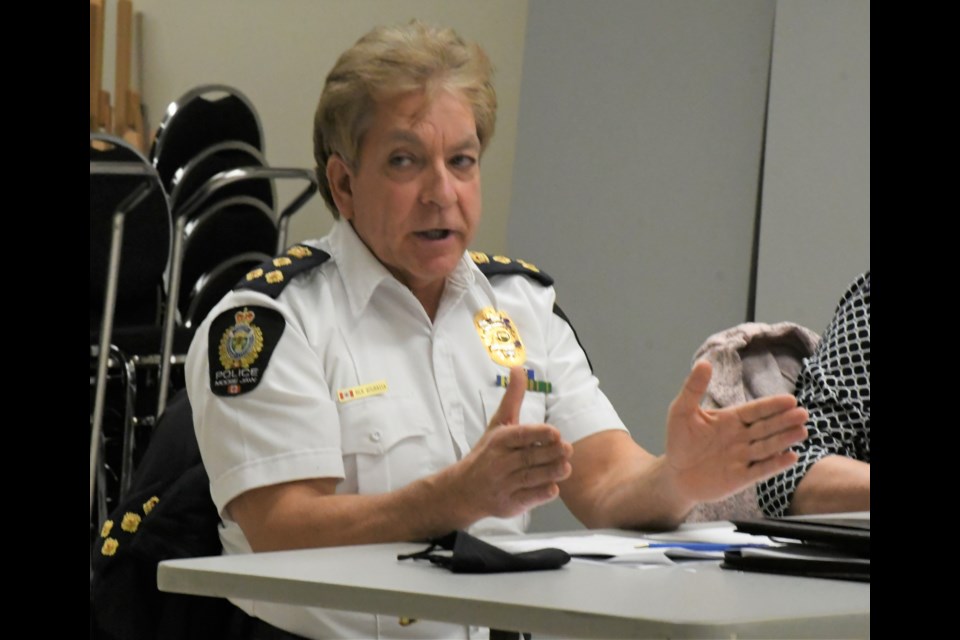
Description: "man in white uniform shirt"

(185, 21), (809, 640)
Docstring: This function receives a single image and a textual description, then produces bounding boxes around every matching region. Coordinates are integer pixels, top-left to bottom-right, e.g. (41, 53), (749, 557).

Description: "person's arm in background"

(790, 455), (869, 514)
(758, 272), (871, 517)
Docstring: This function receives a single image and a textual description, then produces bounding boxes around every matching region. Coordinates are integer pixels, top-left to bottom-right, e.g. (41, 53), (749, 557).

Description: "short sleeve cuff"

(551, 393), (628, 444)
(210, 448), (346, 517)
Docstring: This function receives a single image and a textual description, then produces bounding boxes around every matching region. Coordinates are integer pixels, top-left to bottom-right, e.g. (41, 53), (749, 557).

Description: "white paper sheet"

(489, 529), (776, 566)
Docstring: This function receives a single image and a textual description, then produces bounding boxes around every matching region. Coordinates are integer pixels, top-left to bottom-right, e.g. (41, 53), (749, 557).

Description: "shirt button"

(369, 431), (381, 443)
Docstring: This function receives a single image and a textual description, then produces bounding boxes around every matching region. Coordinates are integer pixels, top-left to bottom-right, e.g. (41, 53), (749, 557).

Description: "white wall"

(97, 0), (529, 254)
(755, 0), (870, 333)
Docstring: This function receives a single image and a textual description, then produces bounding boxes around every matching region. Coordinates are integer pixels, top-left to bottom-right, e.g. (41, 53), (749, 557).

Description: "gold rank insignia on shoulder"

(97, 491), (162, 558)
(516, 259), (540, 273)
(287, 245), (312, 259)
(474, 306), (526, 367)
(235, 244), (331, 298)
(470, 251), (543, 275)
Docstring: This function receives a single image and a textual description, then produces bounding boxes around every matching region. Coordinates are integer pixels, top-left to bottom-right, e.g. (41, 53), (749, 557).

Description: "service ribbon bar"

(495, 369), (552, 394)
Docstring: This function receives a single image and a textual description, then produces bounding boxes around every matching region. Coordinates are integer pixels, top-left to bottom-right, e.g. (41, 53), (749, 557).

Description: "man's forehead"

(381, 128), (480, 150)
(366, 92), (479, 147)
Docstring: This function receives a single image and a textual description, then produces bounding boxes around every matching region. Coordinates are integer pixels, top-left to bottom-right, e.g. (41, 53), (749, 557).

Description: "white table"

(157, 528), (869, 638)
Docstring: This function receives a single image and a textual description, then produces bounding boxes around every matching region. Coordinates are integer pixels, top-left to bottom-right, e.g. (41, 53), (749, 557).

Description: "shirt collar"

(328, 218), (480, 318)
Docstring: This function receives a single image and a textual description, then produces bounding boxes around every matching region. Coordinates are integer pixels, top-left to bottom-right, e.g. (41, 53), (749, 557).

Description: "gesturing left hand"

(664, 359), (808, 504)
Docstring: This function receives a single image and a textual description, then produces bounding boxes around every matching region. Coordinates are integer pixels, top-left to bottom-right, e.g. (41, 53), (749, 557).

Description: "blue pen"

(636, 542), (765, 551)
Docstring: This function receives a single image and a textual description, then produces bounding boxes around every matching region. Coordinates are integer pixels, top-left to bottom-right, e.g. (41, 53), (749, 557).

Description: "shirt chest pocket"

(478, 388), (547, 427)
(338, 395), (434, 495)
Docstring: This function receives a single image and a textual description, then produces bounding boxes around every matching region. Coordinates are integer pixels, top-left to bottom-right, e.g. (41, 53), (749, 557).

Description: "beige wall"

(98, 0), (528, 253)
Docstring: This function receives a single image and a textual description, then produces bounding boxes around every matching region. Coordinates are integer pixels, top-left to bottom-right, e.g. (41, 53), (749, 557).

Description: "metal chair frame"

(156, 165), (318, 415)
(89, 159), (169, 520)
(150, 83), (264, 192)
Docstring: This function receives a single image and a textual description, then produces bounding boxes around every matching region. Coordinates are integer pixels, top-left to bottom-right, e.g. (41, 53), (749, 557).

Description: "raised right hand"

(445, 366), (574, 521)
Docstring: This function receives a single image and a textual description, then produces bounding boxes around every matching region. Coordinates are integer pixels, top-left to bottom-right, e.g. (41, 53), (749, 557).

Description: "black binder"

(722, 516), (870, 582)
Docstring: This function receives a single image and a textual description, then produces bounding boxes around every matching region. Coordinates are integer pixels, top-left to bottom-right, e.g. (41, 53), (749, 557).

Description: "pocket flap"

(339, 395), (431, 455)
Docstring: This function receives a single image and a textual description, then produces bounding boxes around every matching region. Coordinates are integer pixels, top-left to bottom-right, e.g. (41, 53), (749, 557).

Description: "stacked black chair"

(90, 133), (176, 535)
(181, 250), (274, 330)
(149, 85), (318, 415)
(175, 195), (277, 325)
(149, 84), (263, 196)
(91, 87), (318, 592)
(167, 141), (274, 215)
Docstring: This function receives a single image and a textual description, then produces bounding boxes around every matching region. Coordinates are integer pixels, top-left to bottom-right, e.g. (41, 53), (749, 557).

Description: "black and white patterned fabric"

(758, 272), (870, 517)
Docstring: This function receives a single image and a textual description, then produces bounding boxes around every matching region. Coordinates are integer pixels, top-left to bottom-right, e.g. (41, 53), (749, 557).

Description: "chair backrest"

(90, 132), (174, 525)
(177, 195), (278, 318)
(150, 84), (264, 193)
(168, 140), (275, 217)
(183, 250), (275, 330)
(90, 133), (172, 329)
(685, 321), (820, 523)
(156, 170), (317, 420)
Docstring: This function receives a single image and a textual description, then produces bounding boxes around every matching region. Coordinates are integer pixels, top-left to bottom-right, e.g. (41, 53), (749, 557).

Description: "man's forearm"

(230, 421), (572, 552)
(560, 431), (696, 532)
(590, 455), (698, 531)
(229, 467), (481, 552)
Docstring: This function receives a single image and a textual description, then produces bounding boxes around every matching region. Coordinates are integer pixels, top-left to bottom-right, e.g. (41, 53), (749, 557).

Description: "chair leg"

(91, 208), (126, 520)
(90, 345), (134, 540)
(118, 349), (137, 500)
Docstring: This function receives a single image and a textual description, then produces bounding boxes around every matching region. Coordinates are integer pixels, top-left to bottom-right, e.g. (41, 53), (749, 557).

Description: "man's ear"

(326, 154), (355, 220)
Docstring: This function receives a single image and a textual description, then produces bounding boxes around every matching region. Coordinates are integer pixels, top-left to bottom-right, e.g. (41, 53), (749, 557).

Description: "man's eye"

(450, 154), (477, 169)
(388, 155), (415, 168)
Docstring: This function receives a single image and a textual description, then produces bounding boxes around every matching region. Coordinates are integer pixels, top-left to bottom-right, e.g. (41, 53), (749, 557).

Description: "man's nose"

(420, 161), (457, 208)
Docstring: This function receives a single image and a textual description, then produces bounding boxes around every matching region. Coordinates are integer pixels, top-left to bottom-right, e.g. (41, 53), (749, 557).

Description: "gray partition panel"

(755, 0), (870, 332)
(508, 0), (776, 530)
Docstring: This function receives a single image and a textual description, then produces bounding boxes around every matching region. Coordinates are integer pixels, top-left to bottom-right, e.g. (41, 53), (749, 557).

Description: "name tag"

(337, 380), (388, 403)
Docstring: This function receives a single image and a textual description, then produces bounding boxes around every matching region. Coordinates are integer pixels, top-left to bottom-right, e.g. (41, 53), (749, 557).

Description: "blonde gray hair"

(313, 21), (497, 217)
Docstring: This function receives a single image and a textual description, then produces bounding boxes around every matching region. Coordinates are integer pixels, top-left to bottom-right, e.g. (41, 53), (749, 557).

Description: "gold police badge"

(474, 307), (526, 367)
(218, 307), (265, 369)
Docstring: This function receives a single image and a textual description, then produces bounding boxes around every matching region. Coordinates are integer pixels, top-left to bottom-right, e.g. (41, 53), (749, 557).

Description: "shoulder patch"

(208, 306), (285, 397)
(234, 244), (332, 299)
(469, 251), (554, 287)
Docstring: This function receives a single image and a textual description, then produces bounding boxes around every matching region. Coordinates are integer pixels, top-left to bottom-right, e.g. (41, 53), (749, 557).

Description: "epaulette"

(469, 251), (554, 287)
(94, 490), (162, 563)
(234, 244), (332, 299)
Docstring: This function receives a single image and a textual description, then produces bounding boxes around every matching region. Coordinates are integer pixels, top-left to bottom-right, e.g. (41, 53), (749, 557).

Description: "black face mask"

(397, 530), (570, 574)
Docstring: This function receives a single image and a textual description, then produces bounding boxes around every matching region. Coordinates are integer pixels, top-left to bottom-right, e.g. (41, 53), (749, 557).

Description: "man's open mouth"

(416, 229), (452, 240)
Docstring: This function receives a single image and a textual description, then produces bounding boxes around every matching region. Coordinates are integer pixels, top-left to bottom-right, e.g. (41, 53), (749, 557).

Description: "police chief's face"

(333, 90), (482, 297)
